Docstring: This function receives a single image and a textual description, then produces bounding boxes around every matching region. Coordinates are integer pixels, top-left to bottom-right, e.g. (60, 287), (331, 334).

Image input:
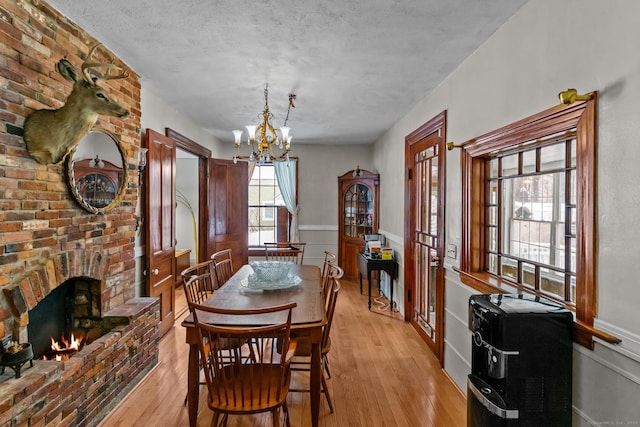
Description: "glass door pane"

(413, 145), (439, 341)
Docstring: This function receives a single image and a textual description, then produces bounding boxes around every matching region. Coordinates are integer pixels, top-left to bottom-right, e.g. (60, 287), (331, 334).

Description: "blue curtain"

(274, 159), (299, 242)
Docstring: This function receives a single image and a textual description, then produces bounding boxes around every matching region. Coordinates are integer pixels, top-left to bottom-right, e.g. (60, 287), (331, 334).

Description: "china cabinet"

(72, 158), (123, 209)
(338, 168), (379, 280)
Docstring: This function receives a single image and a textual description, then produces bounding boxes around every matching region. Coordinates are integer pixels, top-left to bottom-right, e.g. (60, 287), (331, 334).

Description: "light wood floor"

(99, 280), (467, 427)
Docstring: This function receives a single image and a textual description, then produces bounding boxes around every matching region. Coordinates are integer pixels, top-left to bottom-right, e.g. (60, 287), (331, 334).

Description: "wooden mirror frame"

(66, 128), (127, 214)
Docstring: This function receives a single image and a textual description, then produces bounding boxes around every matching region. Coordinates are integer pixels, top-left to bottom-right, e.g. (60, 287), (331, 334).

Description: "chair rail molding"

(299, 225), (338, 231)
(593, 319), (640, 363)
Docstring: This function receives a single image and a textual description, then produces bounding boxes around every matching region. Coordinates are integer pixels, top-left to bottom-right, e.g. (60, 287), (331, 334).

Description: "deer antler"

(81, 43), (129, 83)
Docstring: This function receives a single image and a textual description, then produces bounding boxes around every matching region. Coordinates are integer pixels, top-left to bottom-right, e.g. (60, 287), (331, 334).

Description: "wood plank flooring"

(99, 280), (467, 426)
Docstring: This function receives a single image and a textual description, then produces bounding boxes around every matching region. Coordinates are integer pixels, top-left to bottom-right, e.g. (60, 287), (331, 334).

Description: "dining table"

(182, 263), (325, 427)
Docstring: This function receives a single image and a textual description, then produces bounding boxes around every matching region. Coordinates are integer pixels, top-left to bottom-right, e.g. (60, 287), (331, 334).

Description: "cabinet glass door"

(343, 184), (373, 238)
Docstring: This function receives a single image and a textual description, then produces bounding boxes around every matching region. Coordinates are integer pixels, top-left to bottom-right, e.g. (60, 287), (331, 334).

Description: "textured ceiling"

(46, 0), (527, 146)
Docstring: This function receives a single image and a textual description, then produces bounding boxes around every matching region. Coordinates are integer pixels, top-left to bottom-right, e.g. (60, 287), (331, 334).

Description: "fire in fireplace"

(42, 333), (85, 361)
(27, 277), (107, 359)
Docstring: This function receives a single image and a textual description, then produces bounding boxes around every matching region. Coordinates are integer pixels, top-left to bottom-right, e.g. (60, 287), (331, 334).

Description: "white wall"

(176, 157), (198, 263)
(373, 0), (640, 424)
(140, 89), (224, 154)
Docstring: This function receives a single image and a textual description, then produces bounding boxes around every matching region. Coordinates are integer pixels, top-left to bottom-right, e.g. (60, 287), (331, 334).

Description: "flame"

(50, 334), (83, 353)
(69, 334), (82, 350)
(51, 336), (62, 352)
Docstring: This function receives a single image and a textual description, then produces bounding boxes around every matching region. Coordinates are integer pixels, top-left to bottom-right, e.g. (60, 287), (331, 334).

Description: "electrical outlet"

(446, 243), (457, 259)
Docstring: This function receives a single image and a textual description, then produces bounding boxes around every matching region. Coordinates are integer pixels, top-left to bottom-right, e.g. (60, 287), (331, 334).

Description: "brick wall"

(0, 2), (154, 425)
(0, 0), (142, 341)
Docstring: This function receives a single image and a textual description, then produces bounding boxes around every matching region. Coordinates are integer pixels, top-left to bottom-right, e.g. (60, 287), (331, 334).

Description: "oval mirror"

(66, 129), (126, 214)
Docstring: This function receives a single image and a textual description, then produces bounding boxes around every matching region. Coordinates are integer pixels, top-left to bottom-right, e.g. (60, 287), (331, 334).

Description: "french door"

(404, 112), (446, 362)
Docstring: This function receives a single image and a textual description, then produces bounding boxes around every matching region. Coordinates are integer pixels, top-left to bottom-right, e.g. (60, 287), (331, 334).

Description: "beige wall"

(295, 144), (373, 265)
(373, 0), (640, 424)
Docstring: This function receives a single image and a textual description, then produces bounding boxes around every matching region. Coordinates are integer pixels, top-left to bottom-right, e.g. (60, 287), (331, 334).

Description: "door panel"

(208, 158), (248, 271)
(145, 129), (176, 338)
(341, 237), (366, 280)
(404, 112), (446, 363)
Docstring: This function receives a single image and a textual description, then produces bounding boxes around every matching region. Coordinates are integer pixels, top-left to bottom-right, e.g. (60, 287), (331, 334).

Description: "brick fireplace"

(0, 1), (157, 426)
(0, 249), (160, 426)
(0, 296), (158, 426)
(27, 276), (104, 360)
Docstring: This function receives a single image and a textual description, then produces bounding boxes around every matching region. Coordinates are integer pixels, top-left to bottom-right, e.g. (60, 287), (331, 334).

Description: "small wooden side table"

(175, 249), (191, 285)
(356, 252), (398, 311)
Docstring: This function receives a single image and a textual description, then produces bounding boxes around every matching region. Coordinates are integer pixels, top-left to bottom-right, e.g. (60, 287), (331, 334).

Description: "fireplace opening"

(27, 277), (108, 360)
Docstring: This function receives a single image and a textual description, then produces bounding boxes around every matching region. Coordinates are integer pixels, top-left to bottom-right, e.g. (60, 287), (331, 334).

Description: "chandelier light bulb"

(232, 129), (243, 146)
(246, 125), (257, 142)
(280, 126), (290, 142)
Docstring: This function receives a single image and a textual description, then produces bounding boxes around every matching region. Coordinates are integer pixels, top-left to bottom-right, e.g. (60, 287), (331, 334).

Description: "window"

(248, 161), (300, 247)
(487, 135), (576, 303)
(262, 201), (275, 221)
(458, 95), (609, 348)
(248, 164), (286, 246)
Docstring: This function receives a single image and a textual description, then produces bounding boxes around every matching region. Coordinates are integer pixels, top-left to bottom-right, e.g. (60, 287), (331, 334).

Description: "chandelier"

(233, 83), (296, 164)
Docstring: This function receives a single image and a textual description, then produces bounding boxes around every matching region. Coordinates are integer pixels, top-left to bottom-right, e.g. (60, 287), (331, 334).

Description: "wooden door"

(404, 112), (446, 363)
(208, 158), (248, 271)
(145, 129), (176, 338)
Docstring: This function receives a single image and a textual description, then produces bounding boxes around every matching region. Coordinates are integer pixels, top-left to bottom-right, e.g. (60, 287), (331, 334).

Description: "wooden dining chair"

(289, 264), (343, 413)
(181, 259), (216, 304)
(181, 259), (254, 404)
(264, 242), (306, 264)
(321, 251), (337, 302)
(211, 248), (234, 289)
(190, 302), (298, 427)
(180, 261), (217, 405)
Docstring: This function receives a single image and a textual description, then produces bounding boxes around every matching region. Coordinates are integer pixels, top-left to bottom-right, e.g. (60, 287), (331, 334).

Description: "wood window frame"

(457, 93), (618, 349)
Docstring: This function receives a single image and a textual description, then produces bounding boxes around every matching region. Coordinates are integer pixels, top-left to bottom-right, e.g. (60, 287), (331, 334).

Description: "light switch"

(447, 243), (457, 259)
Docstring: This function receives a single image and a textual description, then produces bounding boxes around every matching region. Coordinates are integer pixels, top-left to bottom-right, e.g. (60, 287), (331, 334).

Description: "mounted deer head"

(23, 44), (131, 165)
